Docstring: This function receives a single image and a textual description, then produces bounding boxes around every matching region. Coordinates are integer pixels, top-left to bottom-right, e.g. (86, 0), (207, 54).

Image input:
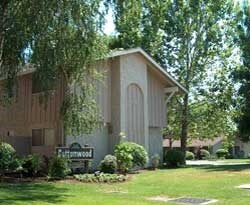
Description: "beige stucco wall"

(149, 127), (163, 162)
(147, 68), (166, 127)
(112, 53), (167, 159)
(120, 53), (149, 151)
(126, 83), (145, 145)
(95, 60), (111, 123)
(109, 57), (121, 153)
(66, 126), (109, 169)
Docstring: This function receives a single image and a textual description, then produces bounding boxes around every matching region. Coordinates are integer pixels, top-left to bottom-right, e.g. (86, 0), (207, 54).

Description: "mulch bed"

(0, 176), (48, 183)
(0, 174), (134, 184)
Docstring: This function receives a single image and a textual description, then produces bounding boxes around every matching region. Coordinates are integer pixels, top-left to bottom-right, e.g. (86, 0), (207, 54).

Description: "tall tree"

(234, 1), (250, 141)
(111, 0), (236, 154)
(110, 0), (168, 64)
(0, 0), (108, 137)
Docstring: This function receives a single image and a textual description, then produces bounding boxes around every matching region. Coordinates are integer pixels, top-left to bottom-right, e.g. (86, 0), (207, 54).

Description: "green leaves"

(233, 2), (250, 140)
(0, 0), (109, 137)
(61, 83), (101, 136)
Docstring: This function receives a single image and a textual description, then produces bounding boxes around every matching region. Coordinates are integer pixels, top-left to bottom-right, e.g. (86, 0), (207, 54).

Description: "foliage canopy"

(0, 0), (109, 136)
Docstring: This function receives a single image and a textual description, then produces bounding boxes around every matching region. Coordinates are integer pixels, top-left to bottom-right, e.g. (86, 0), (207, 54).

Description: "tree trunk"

(0, 1), (10, 68)
(181, 93), (189, 163)
(169, 138), (173, 149)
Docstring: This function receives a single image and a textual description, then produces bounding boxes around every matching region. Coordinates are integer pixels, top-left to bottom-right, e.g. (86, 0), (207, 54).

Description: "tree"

(0, 0), (108, 137)
(161, 0), (237, 154)
(111, 0), (237, 154)
(109, 0), (168, 65)
(234, 1), (250, 141)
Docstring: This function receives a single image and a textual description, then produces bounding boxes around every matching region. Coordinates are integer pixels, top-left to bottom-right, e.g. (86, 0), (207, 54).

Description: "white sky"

(104, 8), (115, 35)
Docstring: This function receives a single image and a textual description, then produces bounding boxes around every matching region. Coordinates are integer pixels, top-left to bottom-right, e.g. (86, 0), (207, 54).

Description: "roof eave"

(109, 48), (188, 94)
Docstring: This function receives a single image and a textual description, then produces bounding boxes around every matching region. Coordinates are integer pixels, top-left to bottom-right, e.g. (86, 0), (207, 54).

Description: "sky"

(104, 8), (115, 35)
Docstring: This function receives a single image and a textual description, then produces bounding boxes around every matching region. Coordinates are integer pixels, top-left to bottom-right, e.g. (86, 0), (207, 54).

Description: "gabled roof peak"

(109, 47), (187, 94)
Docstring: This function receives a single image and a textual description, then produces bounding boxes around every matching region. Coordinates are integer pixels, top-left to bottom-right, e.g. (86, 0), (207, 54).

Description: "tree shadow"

(0, 182), (71, 204)
(195, 164), (250, 172)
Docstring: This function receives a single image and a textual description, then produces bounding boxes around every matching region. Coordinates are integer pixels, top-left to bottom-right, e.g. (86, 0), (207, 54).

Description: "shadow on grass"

(0, 182), (71, 204)
(195, 164), (250, 172)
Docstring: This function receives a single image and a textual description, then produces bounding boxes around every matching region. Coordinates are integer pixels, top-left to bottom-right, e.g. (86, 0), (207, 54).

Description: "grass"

(1, 164), (250, 205)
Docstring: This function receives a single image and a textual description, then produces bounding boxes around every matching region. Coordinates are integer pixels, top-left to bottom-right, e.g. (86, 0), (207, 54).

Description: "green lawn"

(1, 164), (250, 205)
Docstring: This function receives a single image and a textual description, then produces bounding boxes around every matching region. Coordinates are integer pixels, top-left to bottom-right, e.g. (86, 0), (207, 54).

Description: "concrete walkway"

(186, 160), (250, 166)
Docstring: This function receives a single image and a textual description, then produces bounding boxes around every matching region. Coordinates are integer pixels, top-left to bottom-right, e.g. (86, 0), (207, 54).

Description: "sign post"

(56, 142), (94, 173)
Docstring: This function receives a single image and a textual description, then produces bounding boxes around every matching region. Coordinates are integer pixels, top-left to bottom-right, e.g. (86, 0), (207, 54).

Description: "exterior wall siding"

(0, 52), (175, 166)
(0, 73), (64, 156)
(149, 127), (163, 162)
(109, 57), (121, 152)
(95, 60), (111, 123)
(235, 138), (250, 157)
(211, 141), (223, 155)
(120, 53), (149, 151)
(126, 83), (145, 145)
(147, 68), (166, 127)
(66, 126), (109, 169)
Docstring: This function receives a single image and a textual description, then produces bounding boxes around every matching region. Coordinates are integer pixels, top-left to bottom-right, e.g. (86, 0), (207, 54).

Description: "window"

(0, 83), (18, 103)
(32, 75), (55, 94)
(32, 128), (55, 146)
(32, 76), (43, 94)
(32, 129), (43, 146)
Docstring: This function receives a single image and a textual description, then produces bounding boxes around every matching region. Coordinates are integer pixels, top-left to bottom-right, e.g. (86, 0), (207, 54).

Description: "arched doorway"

(126, 83), (144, 145)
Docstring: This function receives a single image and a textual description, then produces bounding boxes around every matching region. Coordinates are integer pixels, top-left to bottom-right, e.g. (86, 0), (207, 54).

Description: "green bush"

(200, 149), (210, 160)
(48, 156), (70, 179)
(151, 154), (160, 169)
(74, 173), (127, 183)
(22, 154), (42, 176)
(114, 142), (148, 173)
(185, 151), (195, 160)
(99, 155), (117, 174)
(0, 142), (20, 175)
(130, 143), (148, 167)
(216, 149), (228, 159)
(165, 149), (185, 167)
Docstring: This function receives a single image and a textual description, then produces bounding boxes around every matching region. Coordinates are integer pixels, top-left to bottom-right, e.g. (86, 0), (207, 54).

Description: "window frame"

(31, 128), (55, 146)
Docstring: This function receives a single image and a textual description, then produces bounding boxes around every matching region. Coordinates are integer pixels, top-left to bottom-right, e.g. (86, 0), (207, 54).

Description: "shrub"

(185, 151), (195, 160)
(200, 149), (210, 160)
(151, 154), (160, 169)
(99, 155), (117, 174)
(0, 142), (20, 175)
(114, 143), (133, 173)
(216, 149), (228, 159)
(48, 156), (70, 179)
(74, 173), (127, 183)
(130, 143), (148, 167)
(22, 154), (42, 176)
(114, 142), (148, 173)
(165, 149), (185, 167)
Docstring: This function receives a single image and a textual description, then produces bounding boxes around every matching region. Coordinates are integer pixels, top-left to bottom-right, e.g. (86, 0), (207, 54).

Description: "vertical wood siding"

(147, 68), (166, 127)
(95, 60), (111, 123)
(0, 73), (64, 151)
(126, 83), (145, 145)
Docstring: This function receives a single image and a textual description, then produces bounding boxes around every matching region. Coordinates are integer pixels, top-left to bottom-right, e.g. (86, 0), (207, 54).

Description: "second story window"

(32, 77), (43, 94)
(32, 74), (55, 94)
